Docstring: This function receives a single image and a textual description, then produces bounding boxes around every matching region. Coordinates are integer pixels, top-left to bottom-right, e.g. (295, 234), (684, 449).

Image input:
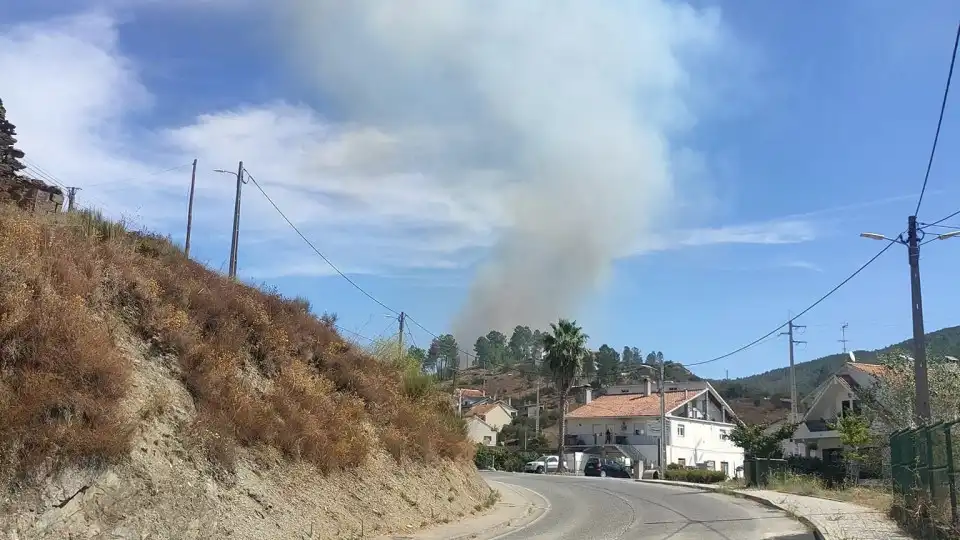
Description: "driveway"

(483, 472), (814, 540)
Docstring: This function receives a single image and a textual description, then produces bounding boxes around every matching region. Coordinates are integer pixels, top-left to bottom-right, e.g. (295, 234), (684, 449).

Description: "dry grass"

(0, 206), (472, 486)
(764, 471), (894, 512)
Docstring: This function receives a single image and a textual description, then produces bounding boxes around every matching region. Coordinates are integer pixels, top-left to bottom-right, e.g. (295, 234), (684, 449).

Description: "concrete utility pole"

(780, 320), (806, 424)
(859, 216), (960, 423)
(658, 355), (666, 480)
(397, 312), (405, 364)
(839, 322), (849, 354)
(65, 186), (80, 212)
(184, 159), (198, 258)
(228, 161), (243, 279)
(907, 215), (931, 423)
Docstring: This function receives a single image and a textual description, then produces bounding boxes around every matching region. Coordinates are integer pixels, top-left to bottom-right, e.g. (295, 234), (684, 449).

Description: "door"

(721, 462), (729, 477)
(546, 456), (559, 471)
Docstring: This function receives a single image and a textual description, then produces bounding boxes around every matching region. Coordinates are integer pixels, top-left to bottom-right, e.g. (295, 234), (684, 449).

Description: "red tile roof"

(465, 402), (513, 417)
(849, 362), (893, 378)
(458, 388), (485, 398)
(566, 391), (700, 419)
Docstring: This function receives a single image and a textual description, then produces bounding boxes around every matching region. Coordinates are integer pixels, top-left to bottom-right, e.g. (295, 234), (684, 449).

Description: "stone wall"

(0, 176), (64, 214)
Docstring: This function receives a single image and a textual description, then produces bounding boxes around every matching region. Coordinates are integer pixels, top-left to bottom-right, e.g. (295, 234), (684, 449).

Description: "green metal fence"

(890, 420), (960, 525)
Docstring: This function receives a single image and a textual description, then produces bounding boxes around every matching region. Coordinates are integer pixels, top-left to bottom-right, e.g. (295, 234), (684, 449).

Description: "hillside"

(0, 207), (490, 539)
(715, 325), (960, 401)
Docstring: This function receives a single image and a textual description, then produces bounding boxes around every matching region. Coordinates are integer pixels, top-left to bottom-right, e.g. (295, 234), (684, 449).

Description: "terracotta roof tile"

(465, 402), (503, 417)
(849, 363), (892, 378)
(458, 388), (485, 398)
(566, 391), (700, 419)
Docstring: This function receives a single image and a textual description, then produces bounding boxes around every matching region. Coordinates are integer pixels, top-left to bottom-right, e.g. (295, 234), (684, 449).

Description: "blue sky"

(1, 0), (958, 380)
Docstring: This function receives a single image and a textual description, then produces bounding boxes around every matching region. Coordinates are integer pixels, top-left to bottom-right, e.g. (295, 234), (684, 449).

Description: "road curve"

(483, 472), (814, 540)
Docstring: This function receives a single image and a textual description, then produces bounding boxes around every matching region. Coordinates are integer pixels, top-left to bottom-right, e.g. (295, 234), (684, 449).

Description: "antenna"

(839, 322), (850, 353)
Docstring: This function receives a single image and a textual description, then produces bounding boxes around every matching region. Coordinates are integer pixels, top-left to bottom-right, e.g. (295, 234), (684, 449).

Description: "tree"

(509, 325), (534, 363)
(0, 99), (26, 180)
(645, 352), (657, 366)
(595, 344), (620, 385)
(860, 350), (960, 429)
(436, 334), (461, 379)
(729, 422), (796, 458)
(542, 318), (589, 472)
(485, 331), (509, 367)
(426, 340), (441, 375)
(581, 351), (597, 378)
(829, 414), (872, 484)
(407, 346), (427, 371)
(622, 346), (634, 365)
(474, 336), (492, 368)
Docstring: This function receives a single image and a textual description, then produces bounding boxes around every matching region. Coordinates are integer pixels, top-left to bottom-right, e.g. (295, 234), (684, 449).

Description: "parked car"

(584, 457), (632, 478)
(524, 455), (560, 474)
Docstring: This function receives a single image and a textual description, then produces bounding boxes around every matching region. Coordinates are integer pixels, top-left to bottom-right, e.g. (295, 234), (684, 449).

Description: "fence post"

(946, 422), (958, 527)
(926, 425), (937, 502)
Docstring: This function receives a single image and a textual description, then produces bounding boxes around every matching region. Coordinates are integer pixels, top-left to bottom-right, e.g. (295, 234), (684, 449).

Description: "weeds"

(764, 471), (894, 512)
(0, 205), (471, 487)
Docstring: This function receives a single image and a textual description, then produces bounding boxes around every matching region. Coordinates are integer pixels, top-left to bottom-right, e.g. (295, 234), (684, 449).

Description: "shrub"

(664, 468), (727, 484)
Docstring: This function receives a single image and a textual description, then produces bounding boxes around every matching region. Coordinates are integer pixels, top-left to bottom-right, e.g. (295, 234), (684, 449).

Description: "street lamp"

(628, 363), (666, 480)
(860, 216), (960, 424)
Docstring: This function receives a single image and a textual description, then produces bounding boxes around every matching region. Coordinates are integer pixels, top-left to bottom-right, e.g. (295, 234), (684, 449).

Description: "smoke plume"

(280, 0), (728, 354)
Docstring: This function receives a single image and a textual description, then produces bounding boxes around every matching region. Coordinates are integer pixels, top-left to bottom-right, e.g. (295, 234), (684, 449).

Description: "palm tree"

(542, 318), (589, 472)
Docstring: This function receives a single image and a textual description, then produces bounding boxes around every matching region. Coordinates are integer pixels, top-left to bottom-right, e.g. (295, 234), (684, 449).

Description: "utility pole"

(658, 354), (666, 480)
(228, 161), (243, 279)
(780, 320), (806, 424)
(65, 187), (80, 212)
(839, 322), (849, 354)
(907, 215), (931, 423)
(397, 312), (405, 364)
(184, 159), (198, 258)
(535, 349), (541, 434)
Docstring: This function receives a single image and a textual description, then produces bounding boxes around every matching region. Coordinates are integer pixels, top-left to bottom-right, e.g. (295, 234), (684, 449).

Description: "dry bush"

(0, 205), (471, 483)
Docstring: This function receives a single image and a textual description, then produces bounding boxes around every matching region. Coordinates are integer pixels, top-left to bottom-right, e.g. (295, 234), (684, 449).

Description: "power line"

(686, 240), (898, 367)
(915, 20), (960, 216)
(242, 168), (478, 361)
(921, 207), (960, 229)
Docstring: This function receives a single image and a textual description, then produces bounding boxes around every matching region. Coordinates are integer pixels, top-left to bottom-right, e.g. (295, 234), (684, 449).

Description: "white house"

(565, 380), (744, 478)
(466, 416), (498, 447)
(787, 361), (891, 461)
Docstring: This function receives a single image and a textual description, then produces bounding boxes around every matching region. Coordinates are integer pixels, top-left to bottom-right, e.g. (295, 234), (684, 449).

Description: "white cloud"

(0, 8), (806, 288)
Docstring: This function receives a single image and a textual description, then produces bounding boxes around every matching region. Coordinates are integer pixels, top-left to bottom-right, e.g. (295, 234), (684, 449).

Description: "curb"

(378, 479), (549, 540)
(636, 479), (827, 540)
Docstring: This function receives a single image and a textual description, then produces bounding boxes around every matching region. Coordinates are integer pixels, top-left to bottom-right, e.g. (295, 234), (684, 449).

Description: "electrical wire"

(243, 168), (478, 361)
(921, 207), (960, 229)
(915, 20), (960, 216)
(686, 240), (898, 367)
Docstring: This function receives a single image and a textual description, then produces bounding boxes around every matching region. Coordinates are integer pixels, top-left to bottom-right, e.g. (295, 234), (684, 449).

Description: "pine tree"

(0, 98), (27, 180)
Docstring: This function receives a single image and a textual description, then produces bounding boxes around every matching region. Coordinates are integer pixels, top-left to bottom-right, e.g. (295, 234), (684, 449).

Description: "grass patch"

(763, 471), (893, 512)
(0, 205), (472, 487)
(475, 489), (501, 513)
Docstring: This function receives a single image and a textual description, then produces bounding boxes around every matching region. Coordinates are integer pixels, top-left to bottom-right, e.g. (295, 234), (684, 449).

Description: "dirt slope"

(0, 207), (490, 539)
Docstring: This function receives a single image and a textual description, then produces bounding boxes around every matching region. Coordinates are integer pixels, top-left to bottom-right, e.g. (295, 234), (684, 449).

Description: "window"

(677, 458), (686, 467)
(840, 399), (862, 417)
(676, 424), (685, 437)
(719, 429), (728, 440)
(482, 436), (492, 444)
(721, 462), (729, 477)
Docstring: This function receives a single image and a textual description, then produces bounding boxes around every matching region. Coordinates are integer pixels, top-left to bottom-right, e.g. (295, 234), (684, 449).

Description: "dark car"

(584, 457), (632, 478)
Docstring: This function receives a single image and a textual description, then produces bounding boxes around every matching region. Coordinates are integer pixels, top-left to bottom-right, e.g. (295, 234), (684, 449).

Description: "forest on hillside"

(410, 324), (960, 404)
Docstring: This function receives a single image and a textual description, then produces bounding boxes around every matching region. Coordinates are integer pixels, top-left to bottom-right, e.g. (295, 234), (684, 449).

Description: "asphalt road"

(482, 472), (815, 540)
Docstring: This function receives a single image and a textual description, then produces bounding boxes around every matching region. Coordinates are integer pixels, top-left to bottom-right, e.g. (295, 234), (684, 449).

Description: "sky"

(1, 0), (959, 380)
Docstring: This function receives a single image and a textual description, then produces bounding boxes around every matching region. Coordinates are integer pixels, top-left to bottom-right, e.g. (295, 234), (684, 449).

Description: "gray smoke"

(279, 0), (727, 354)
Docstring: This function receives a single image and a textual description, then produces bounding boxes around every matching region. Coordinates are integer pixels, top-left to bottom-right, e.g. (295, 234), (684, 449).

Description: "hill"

(714, 325), (960, 401)
(0, 207), (490, 539)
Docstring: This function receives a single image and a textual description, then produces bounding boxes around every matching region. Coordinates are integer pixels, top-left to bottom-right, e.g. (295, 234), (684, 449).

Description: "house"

(564, 379), (744, 477)
(466, 416), (498, 447)
(787, 361), (892, 461)
(464, 401), (517, 431)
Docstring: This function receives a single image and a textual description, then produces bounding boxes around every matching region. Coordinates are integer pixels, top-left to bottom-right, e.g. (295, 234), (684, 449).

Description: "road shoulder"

(374, 477), (549, 540)
(636, 479), (910, 540)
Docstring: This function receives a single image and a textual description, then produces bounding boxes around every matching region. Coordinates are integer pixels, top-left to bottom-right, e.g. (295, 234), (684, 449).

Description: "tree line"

(403, 324), (673, 386)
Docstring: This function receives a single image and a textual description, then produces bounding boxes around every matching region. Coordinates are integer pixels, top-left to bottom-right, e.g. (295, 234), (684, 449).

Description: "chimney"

(584, 387), (593, 404)
(644, 377), (652, 396)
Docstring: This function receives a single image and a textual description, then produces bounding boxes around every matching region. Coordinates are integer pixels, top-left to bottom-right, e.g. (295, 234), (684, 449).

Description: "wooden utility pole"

(65, 186), (80, 212)
(397, 312), (405, 363)
(228, 161), (243, 279)
(184, 159), (198, 257)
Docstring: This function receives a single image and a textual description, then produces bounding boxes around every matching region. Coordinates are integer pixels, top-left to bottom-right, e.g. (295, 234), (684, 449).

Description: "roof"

(566, 391), (699, 419)
(457, 388), (485, 399)
(848, 362), (892, 378)
(465, 401), (511, 417)
(466, 416), (496, 431)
